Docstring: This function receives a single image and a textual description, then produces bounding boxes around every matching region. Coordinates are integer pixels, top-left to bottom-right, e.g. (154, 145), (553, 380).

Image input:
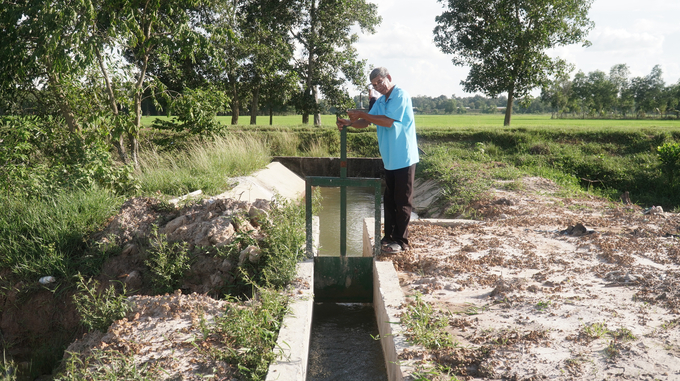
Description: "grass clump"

(402, 293), (456, 350)
(0, 188), (123, 279)
(56, 349), (159, 381)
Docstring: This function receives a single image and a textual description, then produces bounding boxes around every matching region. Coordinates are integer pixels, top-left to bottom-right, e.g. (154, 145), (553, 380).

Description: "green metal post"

(340, 126), (347, 256)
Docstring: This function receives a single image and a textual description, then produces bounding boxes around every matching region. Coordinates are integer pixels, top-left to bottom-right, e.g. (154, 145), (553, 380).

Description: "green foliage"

(152, 88), (230, 135)
(249, 198), (308, 290)
(0, 188), (122, 279)
(347, 130), (380, 157)
(402, 293), (456, 350)
(1, 351), (17, 381)
(213, 286), (288, 381)
(419, 145), (495, 218)
(0, 116), (137, 197)
(72, 274), (132, 333)
(144, 228), (193, 294)
(292, 0), (381, 123)
(657, 141), (680, 185)
(56, 349), (159, 381)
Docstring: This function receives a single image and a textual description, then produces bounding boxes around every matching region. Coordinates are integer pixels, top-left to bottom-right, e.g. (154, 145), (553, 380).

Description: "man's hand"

(347, 109), (366, 122)
(336, 117), (351, 131)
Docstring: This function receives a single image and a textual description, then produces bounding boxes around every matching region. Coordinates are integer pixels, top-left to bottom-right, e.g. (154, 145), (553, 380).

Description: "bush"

(0, 116), (137, 197)
(144, 228), (193, 294)
(152, 87), (230, 135)
(657, 141), (680, 186)
(72, 274), (132, 332)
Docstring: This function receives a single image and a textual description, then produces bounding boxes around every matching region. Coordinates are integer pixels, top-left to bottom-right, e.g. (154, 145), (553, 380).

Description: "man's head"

(369, 67), (394, 96)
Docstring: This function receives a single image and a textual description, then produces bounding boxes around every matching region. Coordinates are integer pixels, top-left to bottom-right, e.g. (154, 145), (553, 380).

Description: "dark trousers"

(383, 164), (416, 248)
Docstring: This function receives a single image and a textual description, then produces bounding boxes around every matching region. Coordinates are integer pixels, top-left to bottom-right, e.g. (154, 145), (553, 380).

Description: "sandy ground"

(379, 177), (680, 380)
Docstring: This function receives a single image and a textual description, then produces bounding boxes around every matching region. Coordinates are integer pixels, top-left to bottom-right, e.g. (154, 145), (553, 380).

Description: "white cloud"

(351, 0), (680, 97)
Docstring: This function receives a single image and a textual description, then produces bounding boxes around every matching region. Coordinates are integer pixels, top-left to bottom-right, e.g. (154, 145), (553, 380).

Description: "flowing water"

(317, 187), (382, 257)
(306, 303), (387, 381)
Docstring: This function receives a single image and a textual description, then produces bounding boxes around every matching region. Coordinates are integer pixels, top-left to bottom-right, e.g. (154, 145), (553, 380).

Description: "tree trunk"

(313, 85), (321, 126)
(231, 99), (240, 125)
(504, 88), (514, 126)
(96, 48), (128, 164)
(250, 85), (259, 125)
(269, 106), (273, 125)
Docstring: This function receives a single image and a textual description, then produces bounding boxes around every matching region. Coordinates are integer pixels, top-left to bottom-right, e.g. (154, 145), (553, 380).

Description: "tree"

(434, 0), (594, 126)
(0, 0), (102, 133)
(630, 65), (666, 117)
(541, 66), (574, 118)
(292, 0), (381, 125)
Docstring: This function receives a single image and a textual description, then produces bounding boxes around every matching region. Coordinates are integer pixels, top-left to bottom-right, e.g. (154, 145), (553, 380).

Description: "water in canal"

(317, 186), (382, 257)
(306, 303), (387, 381)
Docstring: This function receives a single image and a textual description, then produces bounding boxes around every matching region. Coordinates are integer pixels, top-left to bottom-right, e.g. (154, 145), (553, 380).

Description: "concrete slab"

(412, 178), (442, 212)
(265, 259), (314, 381)
(219, 161), (305, 203)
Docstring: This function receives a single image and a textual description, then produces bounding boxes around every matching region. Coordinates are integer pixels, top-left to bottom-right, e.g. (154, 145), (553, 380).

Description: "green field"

(143, 114), (680, 130)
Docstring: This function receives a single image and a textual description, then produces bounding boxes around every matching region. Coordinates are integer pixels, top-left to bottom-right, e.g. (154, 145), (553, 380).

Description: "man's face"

(370, 75), (392, 95)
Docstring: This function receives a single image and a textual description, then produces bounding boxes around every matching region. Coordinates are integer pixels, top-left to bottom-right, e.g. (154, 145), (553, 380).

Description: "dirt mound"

(95, 196), (272, 295)
(0, 194), (274, 378)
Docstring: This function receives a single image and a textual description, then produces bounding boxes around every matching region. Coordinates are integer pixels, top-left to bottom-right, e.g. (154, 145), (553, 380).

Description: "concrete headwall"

(273, 156), (385, 179)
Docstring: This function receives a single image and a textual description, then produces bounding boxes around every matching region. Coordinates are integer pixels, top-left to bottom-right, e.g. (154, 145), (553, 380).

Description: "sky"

(351, 0), (680, 98)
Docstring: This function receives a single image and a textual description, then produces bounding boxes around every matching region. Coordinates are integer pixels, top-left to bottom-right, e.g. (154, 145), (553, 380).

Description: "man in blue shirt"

(336, 67), (419, 253)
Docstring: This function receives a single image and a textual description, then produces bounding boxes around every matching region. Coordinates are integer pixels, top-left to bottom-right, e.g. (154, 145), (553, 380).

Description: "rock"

(121, 243), (138, 257)
(643, 206), (663, 215)
(162, 215), (187, 235)
(562, 223), (589, 236)
(219, 259), (233, 273)
(248, 205), (269, 227)
(239, 245), (261, 266)
(252, 198), (271, 211)
(124, 270), (143, 290)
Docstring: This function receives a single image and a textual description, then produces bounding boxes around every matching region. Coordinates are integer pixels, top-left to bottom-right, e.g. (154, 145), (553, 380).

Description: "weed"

(581, 322), (610, 340)
(402, 293), (456, 350)
(604, 340), (622, 358)
(72, 274), (131, 333)
(56, 349), (159, 380)
(535, 300), (552, 311)
(144, 227), (193, 294)
(211, 285), (289, 381)
(611, 327), (637, 342)
(1, 351), (17, 381)
(412, 362), (461, 381)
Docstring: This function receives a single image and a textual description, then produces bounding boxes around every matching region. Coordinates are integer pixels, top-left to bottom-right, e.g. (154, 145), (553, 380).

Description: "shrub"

(657, 141), (680, 186)
(72, 273), (132, 332)
(144, 228), (193, 294)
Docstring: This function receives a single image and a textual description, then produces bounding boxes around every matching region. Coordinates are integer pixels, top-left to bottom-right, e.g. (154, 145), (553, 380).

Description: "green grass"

(0, 188), (124, 279)
(143, 114), (680, 129)
(137, 134), (271, 196)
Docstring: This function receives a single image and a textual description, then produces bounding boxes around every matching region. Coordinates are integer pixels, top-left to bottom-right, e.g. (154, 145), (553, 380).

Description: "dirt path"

(382, 177), (680, 380)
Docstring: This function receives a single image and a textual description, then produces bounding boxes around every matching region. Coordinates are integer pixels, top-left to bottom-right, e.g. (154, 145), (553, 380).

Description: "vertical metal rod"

(374, 182), (382, 256)
(306, 180), (313, 257)
(340, 126), (347, 257)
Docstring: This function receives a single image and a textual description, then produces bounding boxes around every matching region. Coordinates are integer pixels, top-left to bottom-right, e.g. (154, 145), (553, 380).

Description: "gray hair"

(369, 67), (390, 81)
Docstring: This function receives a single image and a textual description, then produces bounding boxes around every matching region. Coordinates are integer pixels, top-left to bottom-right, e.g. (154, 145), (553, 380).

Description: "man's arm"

(347, 110), (395, 128)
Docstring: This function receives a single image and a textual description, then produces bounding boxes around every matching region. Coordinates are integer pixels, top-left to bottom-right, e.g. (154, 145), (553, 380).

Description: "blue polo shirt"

(368, 86), (419, 170)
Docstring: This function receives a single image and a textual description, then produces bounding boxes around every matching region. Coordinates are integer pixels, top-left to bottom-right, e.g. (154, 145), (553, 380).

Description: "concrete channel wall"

(273, 156), (385, 179)
(267, 215), (412, 381)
